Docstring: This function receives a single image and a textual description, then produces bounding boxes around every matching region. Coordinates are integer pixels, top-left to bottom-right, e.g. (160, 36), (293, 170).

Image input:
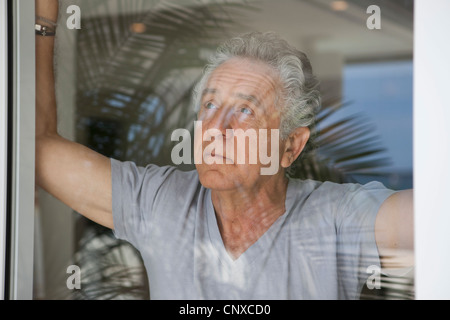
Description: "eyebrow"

(202, 88), (262, 108)
(236, 93), (262, 108)
(201, 88), (217, 96)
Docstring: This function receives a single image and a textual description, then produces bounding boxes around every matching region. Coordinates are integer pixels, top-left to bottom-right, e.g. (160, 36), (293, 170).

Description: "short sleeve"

(335, 181), (397, 299)
(110, 158), (179, 248)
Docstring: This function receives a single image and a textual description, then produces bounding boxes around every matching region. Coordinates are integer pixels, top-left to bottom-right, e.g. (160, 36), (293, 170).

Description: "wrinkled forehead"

(204, 58), (282, 107)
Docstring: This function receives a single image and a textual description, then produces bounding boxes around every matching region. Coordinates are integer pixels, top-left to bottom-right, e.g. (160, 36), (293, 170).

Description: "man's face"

(194, 57), (287, 191)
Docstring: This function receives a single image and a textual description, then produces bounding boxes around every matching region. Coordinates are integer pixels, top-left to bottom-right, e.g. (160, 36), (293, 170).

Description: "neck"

(211, 173), (289, 259)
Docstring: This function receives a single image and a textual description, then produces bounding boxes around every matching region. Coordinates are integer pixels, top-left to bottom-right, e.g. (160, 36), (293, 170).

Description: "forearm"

(35, 0), (59, 137)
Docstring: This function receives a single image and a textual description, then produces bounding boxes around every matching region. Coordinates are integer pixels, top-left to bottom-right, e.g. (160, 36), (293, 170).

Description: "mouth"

(207, 151), (234, 164)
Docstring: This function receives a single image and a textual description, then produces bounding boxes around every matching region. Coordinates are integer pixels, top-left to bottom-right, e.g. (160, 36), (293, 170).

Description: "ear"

(280, 127), (310, 168)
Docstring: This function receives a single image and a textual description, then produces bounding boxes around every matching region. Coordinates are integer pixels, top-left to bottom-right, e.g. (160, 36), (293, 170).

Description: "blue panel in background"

(343, 60), (413, 189)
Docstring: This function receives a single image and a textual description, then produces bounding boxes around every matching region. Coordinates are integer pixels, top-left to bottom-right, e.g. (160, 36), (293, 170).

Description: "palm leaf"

(62, 0), (410, 300)
(69, 0), (258, 300)
(289, 99), (393, 183)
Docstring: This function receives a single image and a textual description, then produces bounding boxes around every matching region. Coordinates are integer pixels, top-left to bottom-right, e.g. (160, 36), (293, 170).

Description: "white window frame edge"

(414, 0), (450, 300)
(0, 0), (8, 301)
(7, 0), (36, 300)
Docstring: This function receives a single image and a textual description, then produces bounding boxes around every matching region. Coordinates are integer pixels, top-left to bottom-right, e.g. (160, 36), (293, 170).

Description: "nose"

(206, 106), (234, 137)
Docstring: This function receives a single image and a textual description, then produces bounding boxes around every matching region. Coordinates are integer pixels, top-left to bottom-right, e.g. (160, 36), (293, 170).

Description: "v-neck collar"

(205, 178), (295, 270)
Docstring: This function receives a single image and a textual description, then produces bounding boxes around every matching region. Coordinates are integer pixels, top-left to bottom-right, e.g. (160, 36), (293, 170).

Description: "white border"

(414, 0), (450, 299)
(8, 0), (35, 299)
(1, 0), (449, 301)
(0, 0), (9, 301)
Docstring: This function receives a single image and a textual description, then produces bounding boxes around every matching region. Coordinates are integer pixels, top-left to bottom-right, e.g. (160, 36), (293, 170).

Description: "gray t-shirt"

(111, 158), (396, 300)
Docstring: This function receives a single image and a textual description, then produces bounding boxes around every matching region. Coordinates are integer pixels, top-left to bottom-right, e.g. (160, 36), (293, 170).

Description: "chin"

(197, 169), (235, 190)
(195, 164), (244, 190)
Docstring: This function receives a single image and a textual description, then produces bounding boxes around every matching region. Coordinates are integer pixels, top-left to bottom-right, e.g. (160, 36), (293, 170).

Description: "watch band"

(35, 24), (56, 36)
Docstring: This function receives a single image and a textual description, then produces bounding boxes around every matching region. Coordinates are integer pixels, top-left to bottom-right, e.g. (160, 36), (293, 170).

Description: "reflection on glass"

(34, 0), (414, 300)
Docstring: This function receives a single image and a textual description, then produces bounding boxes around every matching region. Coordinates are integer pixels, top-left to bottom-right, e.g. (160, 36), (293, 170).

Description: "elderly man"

(36, 0), (413, 299)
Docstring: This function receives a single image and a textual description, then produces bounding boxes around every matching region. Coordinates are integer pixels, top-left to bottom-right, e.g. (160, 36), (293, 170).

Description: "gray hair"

(192, 31), (321, 141)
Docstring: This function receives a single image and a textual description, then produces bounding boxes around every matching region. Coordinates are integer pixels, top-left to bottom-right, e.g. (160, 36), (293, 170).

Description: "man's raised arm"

(35, 0), (114, 229)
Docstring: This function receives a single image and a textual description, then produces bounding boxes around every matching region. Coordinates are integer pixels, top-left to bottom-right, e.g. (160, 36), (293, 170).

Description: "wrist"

(35, 0), (59, 37)
(35, 24), (56, 37)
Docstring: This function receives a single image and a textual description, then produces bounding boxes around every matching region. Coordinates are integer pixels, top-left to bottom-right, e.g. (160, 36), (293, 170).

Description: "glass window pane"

(34, 0), (414, 300)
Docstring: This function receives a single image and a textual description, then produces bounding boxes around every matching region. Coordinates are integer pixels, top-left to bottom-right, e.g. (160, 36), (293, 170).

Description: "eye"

(205, 102), (218, 110)
(239, 107), (253, 115)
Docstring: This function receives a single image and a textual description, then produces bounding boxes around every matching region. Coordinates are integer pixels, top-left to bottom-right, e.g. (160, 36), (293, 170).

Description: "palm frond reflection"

(61, 0), (413, 300)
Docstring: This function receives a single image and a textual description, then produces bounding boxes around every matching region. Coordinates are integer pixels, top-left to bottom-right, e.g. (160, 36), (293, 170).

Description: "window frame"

(3, 0), (36, 300)
(414, 0), (450, 299)
(0, 0), (9, 301)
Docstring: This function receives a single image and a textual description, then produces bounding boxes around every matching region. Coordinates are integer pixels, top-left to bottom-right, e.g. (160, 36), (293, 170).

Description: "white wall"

(0, 0), (9, 301)
(414, 0), (450, 300)
(8, 0), (36, 300)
